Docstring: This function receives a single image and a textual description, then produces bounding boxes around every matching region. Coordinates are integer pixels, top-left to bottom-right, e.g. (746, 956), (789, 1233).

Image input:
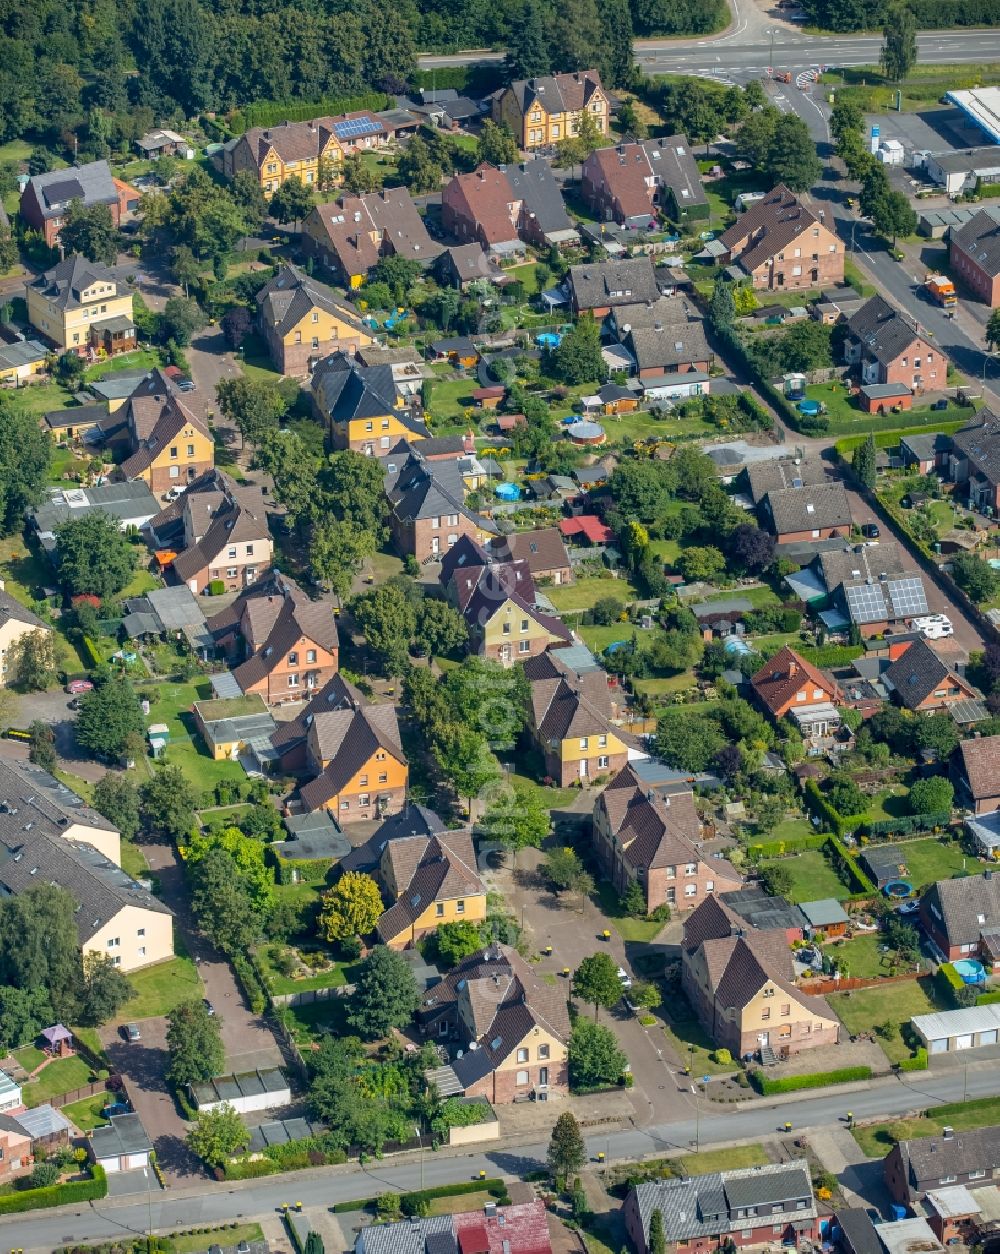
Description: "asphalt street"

(8, 1063), (1000, 1253)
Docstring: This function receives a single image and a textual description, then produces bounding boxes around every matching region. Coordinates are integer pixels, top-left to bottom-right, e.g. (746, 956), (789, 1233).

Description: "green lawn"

(62, 1092), (111, 1131)
(804, 380), (969, 434)
(701, 584), (781, 609)
(592, 407), (717, 447)
(256, 944), (361, 995)
(885, 837), (971, 889)
(768, 818), (818, 846)
(120, 841), (149, 880)
(829, 977), (946, 1063)
(84, 350), (161, 382)
(121, 955), (203, 1021)
(135, 677), (247, 799)
(21, 1055), (93, 1107)
(70, 1027), (107, 1062)
(508, 263), (541, 296)
(662, 994), (734, 1075)
(758, 849), (852, 903)
(547, 576), (642, 612)
(120, 566), (161, 600)
(821, 933), (900, 980)
(633, 673), (699, 699)
(506, 769), (579, 810)
(853, 1095), (1000, 1157)
(679, 1144), (769, 1175)
(169, 1226), (264, 1254)
(577, 623), (662, 657)
(9, 382), (76, 417)
(199, 803), (255, 830)
(594, 880), (667, 944)
(12, 1046), (46, 1073)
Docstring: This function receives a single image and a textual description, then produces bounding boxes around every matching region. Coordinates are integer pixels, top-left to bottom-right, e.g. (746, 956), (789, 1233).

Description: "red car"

(65, 679), (94, 695)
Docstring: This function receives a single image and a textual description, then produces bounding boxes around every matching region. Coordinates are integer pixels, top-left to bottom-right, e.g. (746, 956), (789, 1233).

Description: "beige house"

(0, 757), (121, 866)
(26, 255), (136, 354)
(0, 590), (51, 691)
(376, 831), (487, 948)
(494, 71), (607, 150)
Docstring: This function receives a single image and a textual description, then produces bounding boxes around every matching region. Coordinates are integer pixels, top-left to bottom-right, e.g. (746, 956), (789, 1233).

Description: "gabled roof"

(956, 734), (1000, 800)
(505, 70), (604, 117)
(306, 187), (442, 275)
(171, 475), (271, 583)
(256, 264), (367, 339)
(751, 645), (839, 716)
(745, 457), (827, 505)
(312, 351), (428, 439)
(498, 158), (576, 239)
(764, 480), (852, 536)
(584, 135), (706, 220)
(440, 244), (505, 284)
(524, 650), (613, 741)
(444, 165), (520, 247)
(388, 453), (497, 533)
(818, 540), (907, 592)
(232, 116), (344, 168)
(29, 254), (121, 311)
(491, 527), (570, 575)
(0, 588), (46, 633)
(951, 408), (1000, 487)
(895, 1125), (1000, 1188)
(568, 256), (660, 310)
(952, 208), (1000, 277)
(25, 161), (118, 218)
(118, 370), (210, 480)
(626, 321), (711, 371)
(720, 184), (821, 274)
(882, 638), (967, 709)
(845, 295), (927, 367)
(377, 831), (484, 941)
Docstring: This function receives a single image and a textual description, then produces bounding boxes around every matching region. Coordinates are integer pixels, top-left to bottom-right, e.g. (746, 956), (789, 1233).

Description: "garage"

(956, 1034), (974, 1050)
(912, 1005), (1000, 1054)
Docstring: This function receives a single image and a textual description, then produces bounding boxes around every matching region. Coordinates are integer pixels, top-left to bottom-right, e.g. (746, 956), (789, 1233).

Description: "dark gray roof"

(340, 804), (448, 875)
(29, 481), (159, 538)
(952, 209), (1000, 277)
(247, 1117), (322, 1153)
(641, 134), (708, 208)
(900, 432), (952, 461)
(28, 254), (122, 312)
(0, 588), (44, 632)
(569, 257), (660, 310)
(0, 758), (116, 839)
(499, 158), (577, 240)
(745, 457), (827, 504)
(388, 453), (497, 533)
(626, 322), (710, 371)
(28, 160), (118, 217)
(719, 886), (807, 933)
(882, 638), (954, 709)
(89, 1112), (152, 1161)
(272, 810), (351, 862)
(846, 295), (925, 368)
(312, 351), (427, 439)
(359, 1215), (455, 1254)
(764, 481), (852, 536)
(897, 1126), (1000, 1188)
(923, 870), (1000, 947)
(43, 402), (108, 432)
(836, 1209), (884, 1254)
(952, 409), (1000, 488)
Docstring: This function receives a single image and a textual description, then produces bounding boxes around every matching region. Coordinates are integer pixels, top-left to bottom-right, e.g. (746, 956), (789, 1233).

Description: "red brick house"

(950, 209), (1000, 306)
(387, 452), (498, 562)
(953, 733), (1000, 814)
(882, 637), (980, 713)
(592, 765), (741, 912)
(948, 409), (1000, 513)
(844, 295), (939, 393)
(718, 184), (843, 291)
(885, 1126), (1000, 1207)
(490, 527), (573, 585)
(761, 480), (852, 543)
(441, 165), (524, 255)
(20, 161), (139, 249)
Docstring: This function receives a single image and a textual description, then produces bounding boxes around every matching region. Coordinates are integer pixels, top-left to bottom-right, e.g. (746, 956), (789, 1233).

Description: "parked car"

(65, 679), (93, 694)
(897, 900), (920, 915)
(203, 998), (215, 1016)
(616, 966), (632, 990)
(176, 379), (195, 392)
(860, 523), (880, 538)
(124, 1023), (141, 1043)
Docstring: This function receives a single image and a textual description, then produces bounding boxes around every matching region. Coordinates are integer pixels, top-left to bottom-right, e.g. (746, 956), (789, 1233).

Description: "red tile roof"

(453, 1202), (551, 1254)
(750, 645), (839, 717)
(559, 515), (613, 544)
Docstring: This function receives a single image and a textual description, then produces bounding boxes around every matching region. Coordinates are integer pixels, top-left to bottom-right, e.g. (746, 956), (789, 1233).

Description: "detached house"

(312, 351), (427, 453)
(953, 733), (1000, 814)
(302, 187), (443, 288)
(817, 541), (930, 637)
(761, 481), (852, 543)
(209, 571), (339, 705)
(375, 830), (486, 948)
(0, 591), (50, 690)
(751, 645), (842, 745)
(223, 117), (343, 195)
(882, 637), (980, 713)
(950, 209), (1000, 307)
(582, 135), (708, 227)
(114, 370), (214, 495)
(271, 674), (407, 822)
(255, 264), (372, 376)
(567, 256), (660, 317)
(625, 1161), (819, 1254)
(844, 295), (939, 394)
(419, 944), (571, 1103)
(921, 870), (1000, 965)
(593, 765), (741, 913)
(20, 160), (138, 249)
(26, 255), (136, 356)
(948, 409), (1000, 513)
(388, 452), (497, 562)
(718, 185), (843, 290)
(493, 70), (608, 151)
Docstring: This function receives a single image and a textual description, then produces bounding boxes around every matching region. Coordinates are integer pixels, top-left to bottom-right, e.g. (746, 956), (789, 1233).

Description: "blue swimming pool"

(536, 332), (562, 349)
(954, 958), (987, 984)
(724, 638), (754, 656)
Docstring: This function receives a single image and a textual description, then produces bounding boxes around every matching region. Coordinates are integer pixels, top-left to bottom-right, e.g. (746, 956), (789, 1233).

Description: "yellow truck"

(925, 274), (957, 308)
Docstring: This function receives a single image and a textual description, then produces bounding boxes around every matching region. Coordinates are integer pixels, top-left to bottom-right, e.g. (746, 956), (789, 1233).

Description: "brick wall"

(466, 1060), (569, 1104)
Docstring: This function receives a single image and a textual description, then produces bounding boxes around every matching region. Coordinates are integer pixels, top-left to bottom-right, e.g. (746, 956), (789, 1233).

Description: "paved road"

(8, 1062), (1000, 1252)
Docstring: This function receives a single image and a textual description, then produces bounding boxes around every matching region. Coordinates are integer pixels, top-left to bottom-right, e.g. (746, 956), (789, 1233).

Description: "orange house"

(750, 645), (841, 721)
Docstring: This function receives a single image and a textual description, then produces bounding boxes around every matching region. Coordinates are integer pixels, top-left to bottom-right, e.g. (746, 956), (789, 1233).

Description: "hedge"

(864, 814), (951, 838)
(750, 1066), (872, 1095)
(977, 990), (1000, 1006)
(332, 1179), (509, 1214)
(834, 419), (968, 459)
(937, 962), (965, 997)
(232, 953), (267, 1015)
(81, 635), (102, 668)
(898, 1048), (928, 1072)
(0, 1164), (107, 1214)
(233, 92), (391, 131)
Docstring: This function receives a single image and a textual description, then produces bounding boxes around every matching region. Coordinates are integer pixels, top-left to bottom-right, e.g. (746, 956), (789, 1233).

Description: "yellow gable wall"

(283, 306), (373, 349)
(495, 1025), (566, 1074)
(345, 413), (421, 445)
(86, 904), (174, 974)
(740, 981), (838, 1035)
(145, 425), (214, 479)
(383, 892), (488, 948)
(482, 600), (562, 650)
(65, 821), (121, 868)
(560, 729), (626, 764)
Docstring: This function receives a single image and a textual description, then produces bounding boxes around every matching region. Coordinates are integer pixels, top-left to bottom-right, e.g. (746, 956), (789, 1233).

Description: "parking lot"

(865, 106), (989, 163)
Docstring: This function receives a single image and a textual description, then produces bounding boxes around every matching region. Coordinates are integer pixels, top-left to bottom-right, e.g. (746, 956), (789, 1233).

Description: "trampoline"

(883, 879), (912, 899)
(536, 332), (562, 349)
(954, 958), (987, 984)
(798, 399), (821, 416)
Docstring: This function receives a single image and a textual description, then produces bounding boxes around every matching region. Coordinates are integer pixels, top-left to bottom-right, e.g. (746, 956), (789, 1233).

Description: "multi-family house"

(885, 1125), (1000, 1206)
(0, 758), (121, 866)
(419, 943), (571, 1103)
(493, 70), (608, 150)
(270, 673), (407, 822)
(26, 255), (136, 356)
(150, 470), (273, 594)
(681, 894), (840, 1058)
(567, 256), (660, 317)
(624, 1161), (819, 1254)
(593, 764), (741, 913)
(951, 209), (1000, 306)
(0, 591), (50, 690)
(208, 571), (339, 705)
(375, 830), (486, 948)
(490, 528), (573, 585)
(882, 637), (980, 713)
(581, 135), (708, 227)
(523, 650), (632, 786)
(387, 452), (497, 562)
(312, 351), (428, 453)
(760, 481), (852, 542)
(498, 159), (579, 247)
(953, 734), (1000, 814)
(441, 165), (525, 256)
(20, 161), (139, 249)
(751, 645), (842, 745)
(222, 117), (344, 195)
(947, 409), (1000, 512)
(843, 296), (939, 393)
(301, 187), (443, 288)
(921, 870), (1000, 965)
(718, 185), (843, 290)
(109, 370), (214, 496)
(255, 264), (372, 376)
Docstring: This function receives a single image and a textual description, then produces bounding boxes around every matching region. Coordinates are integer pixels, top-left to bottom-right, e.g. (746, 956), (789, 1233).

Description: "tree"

(913, 713), (960, 759)
(953, 552), (1000, 603)
(431, 920), (485, 965)
(187, 1102), (250, 1165)
(320, 451), (390, 539)
(758, 863), (793, 897)
(268, 176), (314, 227)
(230, 172), (267, 235)
(852, 434), (877, 489)
(477, 121), (518, 166)
(216, 376), (287, 450)
(342, 153), (383, 195)
(161, 295), (202, 347)
(93, 773), (141, 842)
(310, 519), (376, 602)
(650, 1211), (666, 1254)
(547, 1111), (586, 1180)
(738, 108), (778, 171)
(549, 315), (605, 385)
(767, 114), (822, 192)
(656, 714), (725, 773)
(475, 785), (550, 864)
(190, 847), (265, 953)
(7, 630), (56, 691)
(166, 998), (225, 1088)
(860, 163), (891, 223)
(186, 826), (273, 916)
(351, 583), (417, 675)
(568, 1019), (627, 1088)
(572, 952), (624, 1021)
(602, 0), (635, 88)
(909, 776), (954, 815)
(140, 763), (198, 838)
(728, 524), (774, 573)
(28, 720), (56, 773)
(31, 1161), (60, 1189)
(76, 675), (145, 761)
(59, 200), (120, 264)
(347, 945), (421, 1039)
(616, 100), (646, 140)
(0, 397), (52, 534)
(319, 871), (384, 942)
(441, 658), (528, 751)
(434, 724), (502, 816)
(871, 189), (917, 246)
(506, 0), (553, 80)
(370, 255), (422, 305)
(0, 986), (54, 1051)
(880, 3), (917, 82)
(398, 136), (443, 194)
(676, 545), (726, 583)
(545, 845), (590, 895)
(79, 951), (135, 1026)
(827, 773), (866, 816)
(0, 884), (86, 1021)
(53, 350), (87, 390)
(555, 107), (603, 171)
(413, 598), (467, 660)
(55, 511), (136, 600)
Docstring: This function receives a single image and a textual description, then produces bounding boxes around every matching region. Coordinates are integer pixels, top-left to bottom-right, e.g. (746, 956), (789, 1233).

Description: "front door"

(500, 643), (511, 662)
(757, 1032), (769, 1046)
(539, 1066), (549, 1086)
(579, 759), (588, 780)
(431, 536), (440, 555)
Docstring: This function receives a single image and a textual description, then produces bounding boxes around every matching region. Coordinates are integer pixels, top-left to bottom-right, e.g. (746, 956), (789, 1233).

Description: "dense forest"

(801, 0), (1000, 30)
(0, 0), (727, 154)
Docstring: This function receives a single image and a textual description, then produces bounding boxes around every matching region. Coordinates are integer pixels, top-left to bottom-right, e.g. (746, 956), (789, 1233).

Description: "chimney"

(942, 1126), (954, 1139)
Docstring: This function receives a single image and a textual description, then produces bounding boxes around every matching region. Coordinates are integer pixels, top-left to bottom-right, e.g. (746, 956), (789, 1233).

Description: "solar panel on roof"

(844, 582), (889, 624)
(887, 576), (929, 618)
(333, 117), (385, 139)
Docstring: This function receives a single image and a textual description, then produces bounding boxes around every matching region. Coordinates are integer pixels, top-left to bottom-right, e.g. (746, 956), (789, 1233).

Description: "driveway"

(0, 687), (109, 781)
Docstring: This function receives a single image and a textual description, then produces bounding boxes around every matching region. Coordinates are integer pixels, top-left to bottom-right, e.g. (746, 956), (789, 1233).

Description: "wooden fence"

(51, 1078), (119, 1110)
(798, 970), (922, 996)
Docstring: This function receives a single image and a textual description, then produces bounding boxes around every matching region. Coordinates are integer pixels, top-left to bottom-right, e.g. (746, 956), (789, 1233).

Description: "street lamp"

(767, 28), (777, 76)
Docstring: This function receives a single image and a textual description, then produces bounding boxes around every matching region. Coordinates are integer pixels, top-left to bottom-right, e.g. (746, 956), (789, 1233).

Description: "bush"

(898, 1048), (928, 1072)
(709, 1048), (732, 1065)
(232, 953), (267, 1014)
(0, 1165), (106, 1214)
(332, 1179), (509, 1214)
(29, 1162), (60, 1188)
(749, 1066), (871, 1095)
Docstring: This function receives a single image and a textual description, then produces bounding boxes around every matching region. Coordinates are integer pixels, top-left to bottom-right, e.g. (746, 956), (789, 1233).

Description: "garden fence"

(798, 970), (922, 996)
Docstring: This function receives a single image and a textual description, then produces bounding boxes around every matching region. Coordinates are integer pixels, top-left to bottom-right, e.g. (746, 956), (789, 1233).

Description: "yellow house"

(0, 339), (48, 383)
(256, 264), (372, 377)
(418, 944), (571, 1102)
(85, 900), (174, 974)
(26, 255), (135, 354)
(222, 118), (344, 196)
(117, 371), (215, 494)
(298, 698), (409, 823)
(494, 70), (608, 150)
(477, 595), (571, 666)
(376, 832), (487, 948)
(311, 351), (428, 453)
(192, 695), (276, 761)
(0, 593), (51, 691)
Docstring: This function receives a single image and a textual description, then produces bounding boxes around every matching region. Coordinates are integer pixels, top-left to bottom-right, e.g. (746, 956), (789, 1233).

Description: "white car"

(912, 614), (953, 640)
(163, 486), (185, 502)
(616, 966), (633, 990)
(897, 899), (920, 915)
